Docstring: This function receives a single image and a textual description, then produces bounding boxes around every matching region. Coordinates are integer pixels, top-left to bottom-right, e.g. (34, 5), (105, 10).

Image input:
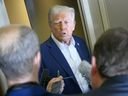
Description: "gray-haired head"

(48, 5), (75, 25)
(94, 27), (128, 78)
(0, 25), (39, 81)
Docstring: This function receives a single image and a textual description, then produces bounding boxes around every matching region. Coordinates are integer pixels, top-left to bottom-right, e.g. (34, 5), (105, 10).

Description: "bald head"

(0, 25), (22, 55)
(0, 25), (39, 81)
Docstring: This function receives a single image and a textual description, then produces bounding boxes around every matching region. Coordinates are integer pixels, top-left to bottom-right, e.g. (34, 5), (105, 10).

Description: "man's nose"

(60, 22), (66, 30)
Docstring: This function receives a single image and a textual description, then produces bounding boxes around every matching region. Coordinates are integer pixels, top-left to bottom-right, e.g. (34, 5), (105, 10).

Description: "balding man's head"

(0, 25), (39, 81)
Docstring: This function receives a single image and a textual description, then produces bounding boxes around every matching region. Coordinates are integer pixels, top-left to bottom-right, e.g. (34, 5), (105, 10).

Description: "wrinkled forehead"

(53, 12), (74, 20)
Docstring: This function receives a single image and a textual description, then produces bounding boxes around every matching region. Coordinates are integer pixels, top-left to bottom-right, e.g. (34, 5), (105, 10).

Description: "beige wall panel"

(4, 0), (30, 26)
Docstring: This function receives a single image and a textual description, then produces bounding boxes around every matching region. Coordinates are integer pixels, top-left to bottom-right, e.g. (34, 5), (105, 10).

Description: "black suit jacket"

(85, 75), (128, 96)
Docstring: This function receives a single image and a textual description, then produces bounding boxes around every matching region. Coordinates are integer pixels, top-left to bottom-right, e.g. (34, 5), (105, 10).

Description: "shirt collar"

(51, 34), (75, 49)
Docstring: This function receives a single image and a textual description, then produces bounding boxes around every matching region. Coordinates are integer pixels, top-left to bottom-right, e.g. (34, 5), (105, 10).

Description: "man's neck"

(8, 76), (38, 88)
(51, 34), (74, 46)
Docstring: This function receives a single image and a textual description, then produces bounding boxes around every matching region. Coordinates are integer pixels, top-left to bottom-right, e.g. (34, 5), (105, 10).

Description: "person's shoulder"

(40, 37), (54, 47)
(40, 37), (57, 52)
(82, 91), (98, 96)
(46, 93), (64, 96)
(73, 35), (83, 40)
(73, 35), (87, 45)
(41, 37), (51, 44)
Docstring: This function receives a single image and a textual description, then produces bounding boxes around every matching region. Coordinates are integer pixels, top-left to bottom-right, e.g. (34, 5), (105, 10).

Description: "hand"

(46, 76), (64, 94)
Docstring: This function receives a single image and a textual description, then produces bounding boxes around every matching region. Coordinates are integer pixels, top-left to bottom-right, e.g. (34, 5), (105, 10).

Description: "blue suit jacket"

(39, 36), (91, 95)
(85, 75), (128, 96)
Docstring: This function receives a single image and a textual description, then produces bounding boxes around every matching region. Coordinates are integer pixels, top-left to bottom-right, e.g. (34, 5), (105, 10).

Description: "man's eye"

(64, 21), (69, 24)
(54, 22), (60, 24)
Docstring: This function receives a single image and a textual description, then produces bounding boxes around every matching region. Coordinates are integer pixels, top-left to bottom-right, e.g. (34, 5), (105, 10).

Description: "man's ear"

(32, 51), (41, 81)
(91, 56), (97, 76)
(91, 56), (104, 89)
(72, 20), (76, 31)
(91, 56), (99, 89)
(92, 56), (97, 75)
(33, 51), (41, 68)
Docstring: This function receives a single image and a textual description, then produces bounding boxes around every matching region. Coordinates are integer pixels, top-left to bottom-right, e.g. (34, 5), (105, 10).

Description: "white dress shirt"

(51, 34), (89, 93)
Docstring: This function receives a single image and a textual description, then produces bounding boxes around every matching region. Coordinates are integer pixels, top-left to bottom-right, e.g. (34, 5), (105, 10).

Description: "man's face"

(50, 12), (75, 44)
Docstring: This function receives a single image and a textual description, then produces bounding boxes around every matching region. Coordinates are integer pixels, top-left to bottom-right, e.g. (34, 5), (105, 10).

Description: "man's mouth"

(63, 33), (66, 34)
(62, 31), (66, 34)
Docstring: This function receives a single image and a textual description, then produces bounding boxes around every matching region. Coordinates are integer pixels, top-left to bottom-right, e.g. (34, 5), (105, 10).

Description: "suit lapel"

(75, 41), (84, 60)
(47, 38), (77, 82)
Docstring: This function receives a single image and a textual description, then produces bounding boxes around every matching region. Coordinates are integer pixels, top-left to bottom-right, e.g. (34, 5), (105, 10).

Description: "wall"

(4, 0), (30, 26)
(78, 0), (104, 50)
(104, 0), (128, 30)
(0, 0), (9, 95)
(0, 0), (9, 27)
